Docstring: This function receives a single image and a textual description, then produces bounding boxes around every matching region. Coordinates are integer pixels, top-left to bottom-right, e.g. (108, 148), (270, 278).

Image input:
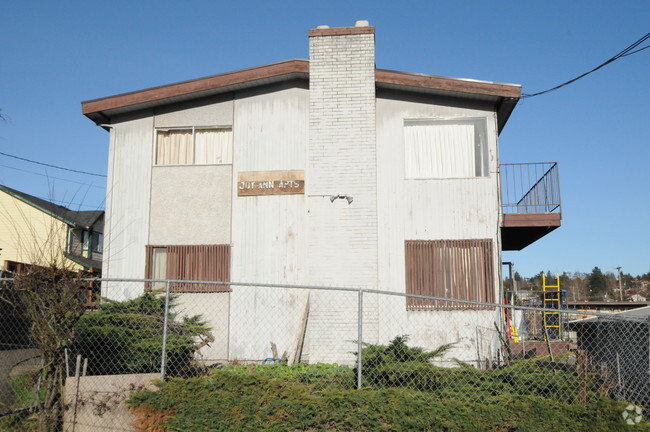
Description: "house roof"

(568, 305), (650, 327)
(63, 252), (102, 273)
(0, 185), (104, 230)
(81, 59), (521, 133)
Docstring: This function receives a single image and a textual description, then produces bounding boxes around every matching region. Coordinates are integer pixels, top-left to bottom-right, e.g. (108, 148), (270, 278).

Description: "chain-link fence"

(1, 276), (648, 431)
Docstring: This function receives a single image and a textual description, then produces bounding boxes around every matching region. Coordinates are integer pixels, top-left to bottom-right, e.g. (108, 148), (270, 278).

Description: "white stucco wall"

(99, 34), (508, 367)
(102, 113), (153, 301)
(149, 165), (232, 245)
(154, 94), (233, 128)
(148, 96), (236, 358)
(228, 83), (310, 361)
(374, 90), (502, 358)
(174, 292), (230, 362)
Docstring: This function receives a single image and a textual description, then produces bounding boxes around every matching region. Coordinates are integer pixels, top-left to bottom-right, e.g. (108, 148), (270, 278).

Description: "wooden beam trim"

(502, 213), (562, 228)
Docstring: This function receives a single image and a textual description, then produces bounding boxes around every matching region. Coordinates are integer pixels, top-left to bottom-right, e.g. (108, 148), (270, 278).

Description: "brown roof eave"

(81, 59), (310, 120)
(82, 61), (521, 129)
(375, 69), (521, 99)
(375, 69), (521, 133)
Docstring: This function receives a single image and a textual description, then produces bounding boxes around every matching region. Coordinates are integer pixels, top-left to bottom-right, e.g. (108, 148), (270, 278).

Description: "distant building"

(568, 306), (650, 409)
(0, 184), (103, 275)
(81, 22), (562, 364)
(567, 301), (650, 321)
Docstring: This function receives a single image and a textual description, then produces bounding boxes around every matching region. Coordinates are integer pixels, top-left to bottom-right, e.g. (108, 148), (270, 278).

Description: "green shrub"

(73, 293), (210, 376)
(355, 336), (603, 404)
(127, 368), (648, 431)
(222, 363), (355, 389)
(124, 336), (647, 430)
(0, 409), (36, 432)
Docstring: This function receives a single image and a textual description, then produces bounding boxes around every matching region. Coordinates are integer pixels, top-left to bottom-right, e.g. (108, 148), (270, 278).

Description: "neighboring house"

(81, 22), (561, 364)
(0, 185), (104, 275)
(630, 294), (647, 302)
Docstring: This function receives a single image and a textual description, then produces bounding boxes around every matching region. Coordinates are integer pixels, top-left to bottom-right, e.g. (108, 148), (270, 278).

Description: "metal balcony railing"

(500, 162), (561, 214)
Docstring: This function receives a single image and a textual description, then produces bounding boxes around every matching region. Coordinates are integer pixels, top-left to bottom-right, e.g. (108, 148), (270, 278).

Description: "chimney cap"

(316, 25), (330, 29)
(355, 20), (370, 27)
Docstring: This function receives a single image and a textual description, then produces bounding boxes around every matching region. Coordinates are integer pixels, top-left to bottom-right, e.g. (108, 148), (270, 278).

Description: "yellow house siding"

(0, 191), (81, 271)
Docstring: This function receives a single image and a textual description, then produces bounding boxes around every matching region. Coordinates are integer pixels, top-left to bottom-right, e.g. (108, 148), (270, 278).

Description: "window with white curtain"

(155, 127), (232, 166)
(404, 118), (488, 179)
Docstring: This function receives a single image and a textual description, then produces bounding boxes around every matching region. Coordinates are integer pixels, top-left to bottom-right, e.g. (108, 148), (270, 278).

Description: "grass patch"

(0, 409), (36, 432)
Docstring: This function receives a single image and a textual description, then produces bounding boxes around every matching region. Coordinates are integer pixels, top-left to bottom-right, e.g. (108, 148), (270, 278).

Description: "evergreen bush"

(73, 293), (210, 376)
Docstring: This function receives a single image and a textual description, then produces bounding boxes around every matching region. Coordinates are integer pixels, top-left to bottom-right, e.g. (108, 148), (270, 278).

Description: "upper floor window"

(76, 229), (102, 255)
(82, 230), (90, 252)
(404, 118), (488, 179)
(154, 127), (233, 166)
(93, 233), (103, 253)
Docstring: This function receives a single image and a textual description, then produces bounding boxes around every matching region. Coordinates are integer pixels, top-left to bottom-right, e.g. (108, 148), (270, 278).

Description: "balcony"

(500, 162), (562, 250)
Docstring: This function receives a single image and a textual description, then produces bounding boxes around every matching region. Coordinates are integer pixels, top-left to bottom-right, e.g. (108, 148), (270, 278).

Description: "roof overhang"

(63, 252), (102, 273)
(82, 59), (521, 133)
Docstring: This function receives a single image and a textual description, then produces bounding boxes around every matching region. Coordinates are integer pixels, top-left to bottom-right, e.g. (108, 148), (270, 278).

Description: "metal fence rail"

(1, 277), (647, 431)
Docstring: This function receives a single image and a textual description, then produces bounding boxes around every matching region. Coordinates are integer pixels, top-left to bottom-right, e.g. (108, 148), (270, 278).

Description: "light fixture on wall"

(330, 194), (353, 204)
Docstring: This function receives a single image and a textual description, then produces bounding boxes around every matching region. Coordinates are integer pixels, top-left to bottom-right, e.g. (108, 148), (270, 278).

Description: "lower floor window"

(405, 239), (494, 310)
(145, 244), (230, 293)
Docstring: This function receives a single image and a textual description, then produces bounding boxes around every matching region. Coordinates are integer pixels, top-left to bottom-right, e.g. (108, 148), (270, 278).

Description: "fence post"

(160, 280), (171, 381)
(357, 289), (363, 390)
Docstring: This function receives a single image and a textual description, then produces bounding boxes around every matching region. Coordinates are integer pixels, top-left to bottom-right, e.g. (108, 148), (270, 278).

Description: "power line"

(0, 164), (105, 189)
(36, 195), (104, 210)
(620, 45), (649, 57)
(0, 151), (107, 177)
(522, 33), (650, 99)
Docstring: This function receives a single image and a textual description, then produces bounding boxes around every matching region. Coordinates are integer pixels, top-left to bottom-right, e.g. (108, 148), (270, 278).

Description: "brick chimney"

(307, 21), (377, 288)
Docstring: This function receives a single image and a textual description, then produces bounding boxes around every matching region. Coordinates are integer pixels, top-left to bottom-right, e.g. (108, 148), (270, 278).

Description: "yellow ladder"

(510, 323), (520, 343)
(543, 273), (562, 340)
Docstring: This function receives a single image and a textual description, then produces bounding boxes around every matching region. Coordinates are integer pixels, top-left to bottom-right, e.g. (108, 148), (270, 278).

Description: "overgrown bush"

(11, 266), (87, 432)
(125, 338), (645, 430)
(355, 336), (602, 404)
(355, 335), (459, 389)
(222, 363), (355, 389)
(73, 292), (211, 376)
(127, 367), (646, 431)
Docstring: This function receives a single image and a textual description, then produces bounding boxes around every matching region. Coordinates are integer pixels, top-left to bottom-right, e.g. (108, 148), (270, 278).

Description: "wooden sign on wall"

(237, 170), (305, 196)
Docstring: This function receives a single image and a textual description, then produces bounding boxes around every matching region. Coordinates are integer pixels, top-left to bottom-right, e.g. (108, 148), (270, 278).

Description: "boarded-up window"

(155, 127), (232, 166)
(404, 118), (488, 179)
(145, 245), (230, 293)
(405, 239), (494, 310)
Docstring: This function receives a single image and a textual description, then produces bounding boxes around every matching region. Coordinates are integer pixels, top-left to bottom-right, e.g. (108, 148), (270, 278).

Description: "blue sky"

(1, 1), (648, 277)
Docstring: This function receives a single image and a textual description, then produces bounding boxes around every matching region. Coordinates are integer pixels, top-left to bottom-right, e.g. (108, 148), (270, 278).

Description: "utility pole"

(503, 262), (514, 304)
(616, 266), (623, 301)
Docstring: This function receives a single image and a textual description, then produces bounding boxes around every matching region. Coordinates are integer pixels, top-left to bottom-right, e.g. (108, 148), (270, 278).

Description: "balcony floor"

(501, 212), (561, 250)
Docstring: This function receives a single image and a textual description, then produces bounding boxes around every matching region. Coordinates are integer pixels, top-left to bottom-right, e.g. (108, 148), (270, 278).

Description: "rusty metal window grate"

(405, 239), (494, 310)
(145, 245), (230, 293)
